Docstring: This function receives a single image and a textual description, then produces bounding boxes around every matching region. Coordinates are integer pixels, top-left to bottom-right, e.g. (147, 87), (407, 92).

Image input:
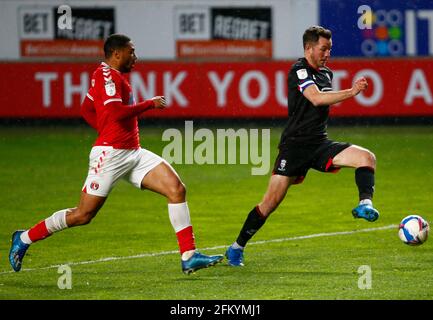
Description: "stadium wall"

(1, 59), (432, 119)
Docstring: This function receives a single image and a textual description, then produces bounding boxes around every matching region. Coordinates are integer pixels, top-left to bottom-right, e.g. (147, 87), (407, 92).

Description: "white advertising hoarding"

(0, 0), (317, 60)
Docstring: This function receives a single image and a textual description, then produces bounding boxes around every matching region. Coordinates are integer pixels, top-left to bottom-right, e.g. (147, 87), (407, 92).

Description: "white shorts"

(82, 146), (164, 197)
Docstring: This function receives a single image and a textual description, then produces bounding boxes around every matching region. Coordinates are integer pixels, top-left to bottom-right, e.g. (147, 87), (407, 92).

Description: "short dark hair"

(303, 26), (332, 49)
(104, 34), (131, 58)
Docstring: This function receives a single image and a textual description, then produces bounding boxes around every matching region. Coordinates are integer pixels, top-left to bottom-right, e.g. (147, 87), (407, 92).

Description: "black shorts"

(273, 140), (351, 184)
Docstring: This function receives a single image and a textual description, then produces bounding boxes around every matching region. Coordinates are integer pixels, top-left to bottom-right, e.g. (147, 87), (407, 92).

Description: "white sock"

(20, 231), (32, 245)
(19, 209), (69, 245)
(168, 202), (192, 233)
(359, 199), (373, 206)
(232, 242), (244, 250)
(181, 249), (196, 261)
(45, 209), (69, 233)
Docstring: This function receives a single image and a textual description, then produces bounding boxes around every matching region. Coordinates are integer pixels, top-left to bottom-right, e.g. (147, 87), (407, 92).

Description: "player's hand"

(351, 77), (368, 96)
(151, 96), (167, 109)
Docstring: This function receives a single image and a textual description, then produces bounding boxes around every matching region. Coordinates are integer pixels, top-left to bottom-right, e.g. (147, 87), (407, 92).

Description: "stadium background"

(1, 0), (433, 303)
(1, 0), (432, 120)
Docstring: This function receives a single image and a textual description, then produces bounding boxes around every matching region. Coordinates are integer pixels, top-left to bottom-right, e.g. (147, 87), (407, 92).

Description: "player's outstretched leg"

(9, 230), (30, 272)
(226, 175), (291, 267)
(9, 196), (105, 272)
(9, 208), (70, 272)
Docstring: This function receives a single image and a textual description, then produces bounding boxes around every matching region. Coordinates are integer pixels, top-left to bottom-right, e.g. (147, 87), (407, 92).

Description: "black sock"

(235, 206), (267, 247)
(355, 167), (375, 201)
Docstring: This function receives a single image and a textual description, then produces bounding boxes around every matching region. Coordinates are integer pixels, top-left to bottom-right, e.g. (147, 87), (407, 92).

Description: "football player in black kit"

(225, 26), (379, 267)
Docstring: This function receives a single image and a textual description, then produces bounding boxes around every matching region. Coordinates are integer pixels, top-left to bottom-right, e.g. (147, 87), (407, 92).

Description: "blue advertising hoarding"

(320, 0), (433, 56)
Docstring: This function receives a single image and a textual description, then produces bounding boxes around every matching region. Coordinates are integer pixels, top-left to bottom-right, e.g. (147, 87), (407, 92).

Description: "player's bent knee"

(175, 182), (186, 197)
(370, 151), (377, 164)
(361, 150), (376, 169)
(167, 181), (186, 202)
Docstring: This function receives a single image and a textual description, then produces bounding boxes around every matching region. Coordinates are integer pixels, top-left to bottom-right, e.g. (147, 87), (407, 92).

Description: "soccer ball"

(398, 215), (429, 246)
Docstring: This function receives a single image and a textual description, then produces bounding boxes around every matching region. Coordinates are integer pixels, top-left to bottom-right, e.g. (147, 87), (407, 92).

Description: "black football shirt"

(279, 58), (334, 147)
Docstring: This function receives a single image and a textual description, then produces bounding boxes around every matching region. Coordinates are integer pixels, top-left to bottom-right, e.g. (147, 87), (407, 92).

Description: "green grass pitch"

(0, 124), (432, 300)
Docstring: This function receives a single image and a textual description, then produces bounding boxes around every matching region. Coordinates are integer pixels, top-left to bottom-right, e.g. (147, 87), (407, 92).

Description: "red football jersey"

(86, 62), (140, 149)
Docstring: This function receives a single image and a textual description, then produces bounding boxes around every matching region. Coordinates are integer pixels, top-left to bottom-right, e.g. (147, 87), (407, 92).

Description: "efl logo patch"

(90, 181), (100, 190)
(296, 69), (308, 80)
(105, 80), (116, 96)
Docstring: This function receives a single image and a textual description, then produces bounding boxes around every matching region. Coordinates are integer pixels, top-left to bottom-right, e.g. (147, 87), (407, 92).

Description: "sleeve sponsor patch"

(296, 69), (308, 80)
(105, 80), (116, 97)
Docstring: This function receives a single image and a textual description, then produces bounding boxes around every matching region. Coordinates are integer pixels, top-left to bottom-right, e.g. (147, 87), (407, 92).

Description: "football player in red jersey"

(9, 34), (223, 274)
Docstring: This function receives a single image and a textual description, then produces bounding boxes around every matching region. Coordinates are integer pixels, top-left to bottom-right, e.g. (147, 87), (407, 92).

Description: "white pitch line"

(0, 224), (397, 275)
